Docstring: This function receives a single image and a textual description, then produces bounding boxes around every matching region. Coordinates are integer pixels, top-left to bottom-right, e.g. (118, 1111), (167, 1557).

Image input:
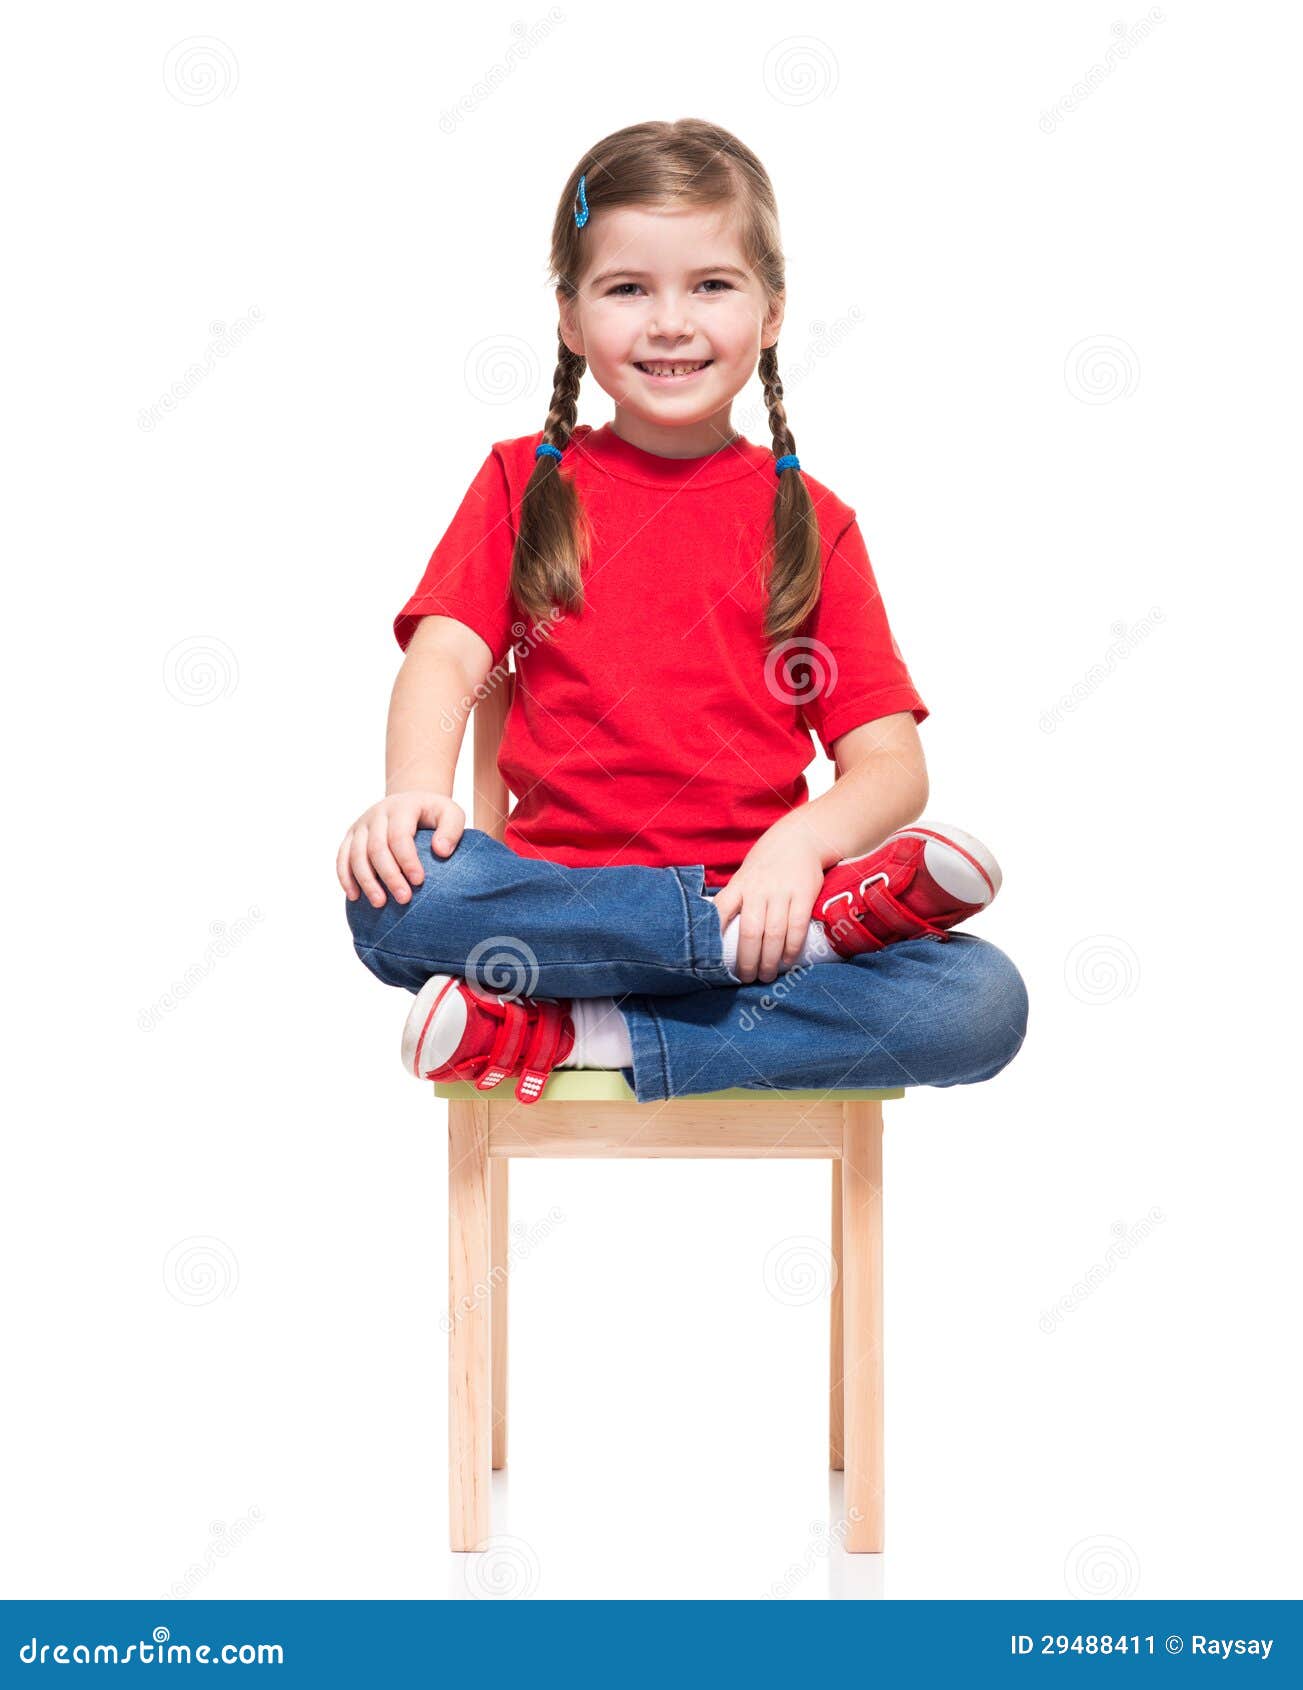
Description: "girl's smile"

(633, 358), (715, 382)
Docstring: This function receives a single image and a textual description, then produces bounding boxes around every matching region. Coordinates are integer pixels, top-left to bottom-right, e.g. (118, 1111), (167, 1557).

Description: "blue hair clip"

(774, 453), (801, 475)
(536, 441), (563, 463)
(574, 172), (589, 230)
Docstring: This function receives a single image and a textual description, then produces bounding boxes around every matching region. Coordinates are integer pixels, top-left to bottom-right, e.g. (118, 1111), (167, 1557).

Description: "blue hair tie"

(774, 453), (801, 475)
(574, 173), (589, 229)
(536, 441), (564, 463)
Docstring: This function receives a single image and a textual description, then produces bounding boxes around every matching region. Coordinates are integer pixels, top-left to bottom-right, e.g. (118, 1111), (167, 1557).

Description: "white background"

(4, 1), (1300, 1602)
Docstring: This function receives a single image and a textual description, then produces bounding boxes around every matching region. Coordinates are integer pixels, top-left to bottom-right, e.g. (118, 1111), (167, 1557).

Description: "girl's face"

(558, 201), (784, 458)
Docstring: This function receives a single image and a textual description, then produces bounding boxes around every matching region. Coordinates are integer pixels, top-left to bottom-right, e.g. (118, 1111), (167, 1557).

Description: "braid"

(757, 345), (796, 460)
(540, 337), (585, 452)
(757, 345), (823, 644)
(510, 332), (591, 625)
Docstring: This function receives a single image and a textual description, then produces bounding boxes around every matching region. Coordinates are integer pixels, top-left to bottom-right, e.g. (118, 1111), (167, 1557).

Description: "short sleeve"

(798, 514), (929, 759)
(393, 447), (516, 664)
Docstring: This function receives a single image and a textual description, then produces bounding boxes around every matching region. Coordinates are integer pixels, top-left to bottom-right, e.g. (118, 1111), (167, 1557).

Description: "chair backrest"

(472, 668), (513, 844)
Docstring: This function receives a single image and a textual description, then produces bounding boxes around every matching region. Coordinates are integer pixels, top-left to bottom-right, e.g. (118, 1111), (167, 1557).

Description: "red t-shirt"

(394, 422), (928, 888)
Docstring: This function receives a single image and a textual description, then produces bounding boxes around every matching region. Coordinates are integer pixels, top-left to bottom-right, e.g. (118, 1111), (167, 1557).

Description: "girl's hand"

(337, 792), (466, 907)
(712, 819), (831, 985)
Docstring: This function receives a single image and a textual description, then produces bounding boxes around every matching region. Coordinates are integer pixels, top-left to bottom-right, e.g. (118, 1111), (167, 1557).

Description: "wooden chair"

(436, 674), (900, 1553)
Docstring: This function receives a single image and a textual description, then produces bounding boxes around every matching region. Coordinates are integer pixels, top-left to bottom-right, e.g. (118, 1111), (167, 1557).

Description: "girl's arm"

(337, 615), (492, 907)
(789, 711), (929, 868)
(385, 615), (491, 796)
(713, 712), (929, 984)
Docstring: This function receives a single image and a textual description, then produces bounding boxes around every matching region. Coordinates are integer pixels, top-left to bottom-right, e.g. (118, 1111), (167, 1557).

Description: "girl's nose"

(649, 300), (690, 336)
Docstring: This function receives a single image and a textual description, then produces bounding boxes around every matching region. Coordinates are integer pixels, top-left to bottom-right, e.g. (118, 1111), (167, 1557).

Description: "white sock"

(718, 908), (844, 972)
(559, 996), (633, 1069)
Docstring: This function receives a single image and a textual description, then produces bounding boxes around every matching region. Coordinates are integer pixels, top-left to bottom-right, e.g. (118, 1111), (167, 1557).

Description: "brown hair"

(511, 118), (823, 647)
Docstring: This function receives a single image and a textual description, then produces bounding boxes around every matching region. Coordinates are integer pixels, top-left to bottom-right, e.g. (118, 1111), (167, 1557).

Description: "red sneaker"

(401, 974), (575, 1105)
(812, 822), (1002, 959)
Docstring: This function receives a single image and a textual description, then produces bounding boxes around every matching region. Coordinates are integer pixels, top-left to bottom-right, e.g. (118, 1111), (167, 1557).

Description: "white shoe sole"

(900, 821), (1001, 904)
(838, 821), (1002, 906)
(401, 974), (466, 1079)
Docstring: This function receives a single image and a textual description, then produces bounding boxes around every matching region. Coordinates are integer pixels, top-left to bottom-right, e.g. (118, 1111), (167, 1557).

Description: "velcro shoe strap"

(474, 995), (529, 1092)
(822, 903), (886, 955)
(859, 879), (949, 945)
(515, 999), (567, 1106)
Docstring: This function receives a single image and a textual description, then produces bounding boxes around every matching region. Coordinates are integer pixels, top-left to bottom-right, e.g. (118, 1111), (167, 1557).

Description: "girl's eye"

(607, 279), (733, 297)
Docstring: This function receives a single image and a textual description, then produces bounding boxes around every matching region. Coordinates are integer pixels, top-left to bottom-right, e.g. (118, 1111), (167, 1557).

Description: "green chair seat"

(432, 1071), (903, 1104)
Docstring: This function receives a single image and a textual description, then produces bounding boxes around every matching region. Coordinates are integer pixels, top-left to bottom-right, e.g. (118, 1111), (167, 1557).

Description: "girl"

(339, 119), (1028, 1107)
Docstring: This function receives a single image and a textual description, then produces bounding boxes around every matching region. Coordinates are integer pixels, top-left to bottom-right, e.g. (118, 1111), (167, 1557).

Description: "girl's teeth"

(641, 362), (707, 376)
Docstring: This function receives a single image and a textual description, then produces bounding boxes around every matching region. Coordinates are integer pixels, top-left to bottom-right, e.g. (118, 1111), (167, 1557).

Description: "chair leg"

(491, 1157), (509, 1470)
(448, 1098), (491, 1550)
(830, 1160), (844, 1470)
(841, 1099), (884, 1552)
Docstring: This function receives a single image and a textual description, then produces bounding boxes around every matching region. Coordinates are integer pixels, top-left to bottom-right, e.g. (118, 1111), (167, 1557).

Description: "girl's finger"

(430, 812), (465, 858)
(757, 898), (791, 984)
(420, 799), (464, 858)
(337, 833), (360, 899)
(368, 831), (416, 905)
(781, 901), (810, 971)
(734, 895), (768, 984)
(712, 886), (740, 935)
(389, 819), (426, 888)
(350, 829), (390, 909)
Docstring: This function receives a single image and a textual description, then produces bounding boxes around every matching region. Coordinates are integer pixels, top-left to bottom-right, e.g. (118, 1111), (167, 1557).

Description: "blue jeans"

(345, 827), (1029, 1102)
